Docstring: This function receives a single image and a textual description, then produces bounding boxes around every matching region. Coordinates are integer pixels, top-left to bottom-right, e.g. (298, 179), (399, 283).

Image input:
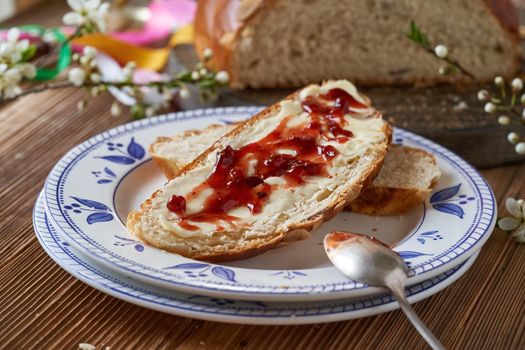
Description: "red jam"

(167, 88), (366, 230)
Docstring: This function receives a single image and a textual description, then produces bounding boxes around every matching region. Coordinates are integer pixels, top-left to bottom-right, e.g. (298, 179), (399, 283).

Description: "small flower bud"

(518, 199), (524, 207)
(83, 46), (97, 60)
(79, 56), (90, 66)
(511, 78), (523, 92)
(438, 66), (448, 75)
(72, 53), (80, 62)
(477, 89), (490, 101)
(494, 76), (504, 87)
(77, 100), (86, 111)
(484, 102), (497, 114)
(203, 48), (213, 60)
(145, 107), (155, 117)
(434, 45), (448, 58)
(110, 102), (122, 117)
(191, 71), (200, 80)
(515, 142), (525, 155)
(68, 67), (86, 86)
(215, 71), (229, 84)
(199, 68), (208, 76)
(90, 87), (99, 96)
(507, 132), (520, 144)
(498, 115), (510, 125)
(179, 87), (190, 99)
(90, 73), (101, 83)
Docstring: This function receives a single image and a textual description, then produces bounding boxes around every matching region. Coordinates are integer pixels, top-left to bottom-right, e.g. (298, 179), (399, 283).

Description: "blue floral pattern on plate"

(64, 196), (114, 224)
(33, 192), (480, 324)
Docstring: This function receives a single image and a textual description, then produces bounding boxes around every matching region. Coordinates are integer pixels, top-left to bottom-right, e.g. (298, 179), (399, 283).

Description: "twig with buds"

(406, 21), (475, 79)
(0, 0), (230, 119)
(478, 76), (525, 155)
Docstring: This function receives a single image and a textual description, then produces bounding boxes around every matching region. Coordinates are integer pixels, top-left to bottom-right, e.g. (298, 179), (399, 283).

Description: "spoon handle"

(390, 286), (445, 350)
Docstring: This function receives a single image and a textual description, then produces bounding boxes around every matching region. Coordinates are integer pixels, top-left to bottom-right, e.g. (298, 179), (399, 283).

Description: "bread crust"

(195, 0), (521, 89)
(128, 89), (392, 261)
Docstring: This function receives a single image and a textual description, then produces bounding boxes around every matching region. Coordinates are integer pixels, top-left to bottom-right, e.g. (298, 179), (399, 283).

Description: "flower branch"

(406, 21), (475, 79)
(0, 0), (230, 119)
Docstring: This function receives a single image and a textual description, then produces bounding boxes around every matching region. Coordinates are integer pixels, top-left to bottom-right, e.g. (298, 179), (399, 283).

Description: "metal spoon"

(324, 231), (445, 350)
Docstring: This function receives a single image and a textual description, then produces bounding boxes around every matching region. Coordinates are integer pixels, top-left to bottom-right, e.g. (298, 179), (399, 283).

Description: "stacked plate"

(34, 106), (496, 325)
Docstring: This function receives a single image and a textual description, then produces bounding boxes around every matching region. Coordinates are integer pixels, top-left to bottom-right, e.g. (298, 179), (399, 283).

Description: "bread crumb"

(79, 344), (96, 350)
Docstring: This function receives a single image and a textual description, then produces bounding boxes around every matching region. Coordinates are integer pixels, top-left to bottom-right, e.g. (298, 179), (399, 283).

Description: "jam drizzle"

(167, 88), (367, 230)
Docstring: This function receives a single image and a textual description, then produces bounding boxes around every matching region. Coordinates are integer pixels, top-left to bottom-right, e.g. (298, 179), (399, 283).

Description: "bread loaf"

(195, 0), (520, 88)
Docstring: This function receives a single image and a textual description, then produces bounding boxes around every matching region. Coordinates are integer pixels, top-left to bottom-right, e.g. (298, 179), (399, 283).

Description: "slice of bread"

(346, 145), (441, 215)
(151, 129), (440, 216)
(150, 124), (237, 179)
(195, 0), (519, 88)
(128, 80), (392, 261)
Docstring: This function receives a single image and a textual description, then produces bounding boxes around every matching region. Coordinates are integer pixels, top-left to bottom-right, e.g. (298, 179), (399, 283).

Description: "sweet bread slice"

(128, 80), (391, 261)
(151, 132), (440, 216)
(346, 145), (441, 215)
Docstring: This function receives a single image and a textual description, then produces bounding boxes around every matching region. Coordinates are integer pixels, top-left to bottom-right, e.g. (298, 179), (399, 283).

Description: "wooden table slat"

(1, 1), (525, 349)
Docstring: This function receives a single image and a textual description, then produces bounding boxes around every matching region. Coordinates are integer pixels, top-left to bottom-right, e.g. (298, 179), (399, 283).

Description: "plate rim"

(34, 191), (480, 325)
(43, 106), (496, 300)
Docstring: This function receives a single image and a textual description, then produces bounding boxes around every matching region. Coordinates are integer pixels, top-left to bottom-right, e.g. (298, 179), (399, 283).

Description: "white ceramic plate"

(43, 107), (496, 301)
(34, 191), (479, 325)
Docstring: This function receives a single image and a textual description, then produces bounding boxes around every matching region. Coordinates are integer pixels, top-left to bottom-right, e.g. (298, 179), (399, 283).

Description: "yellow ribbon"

(72, 23), (195, 71)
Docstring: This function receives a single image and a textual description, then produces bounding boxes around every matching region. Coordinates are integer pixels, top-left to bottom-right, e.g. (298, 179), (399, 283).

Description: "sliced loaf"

(195, 0), (520, 88)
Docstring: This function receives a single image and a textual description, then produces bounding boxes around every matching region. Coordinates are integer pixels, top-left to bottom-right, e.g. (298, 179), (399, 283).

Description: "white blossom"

(516, 142), (525, 155)
(203, 48), (213, 60)
(477, 89), (490, 101)
(110, 102), (122, 117)
(63, 0), (110, 32)
(484, 102), (497, 114)
(507, 132), (520, 144)
(0, 30), (36, 99)
(191, 71), (200, 80)
(215, 71), (229, 84)
(145, 106), (155, 117)
(83, 46), (97, 60)
(434, 45), (448, 58)
(498, 115), (510, 125)
(68, 67), (86, 86)
(179, 86), (190, 99)
(498, 197), (525, 243)
(511, 78), (523, 92)
(494, 76), (504, 87)
(90, 73), (101, 83)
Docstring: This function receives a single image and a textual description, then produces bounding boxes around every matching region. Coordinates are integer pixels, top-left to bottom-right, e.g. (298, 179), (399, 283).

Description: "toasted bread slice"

(128, 80), (391, 261)
(151, 129), (440, 216)
(346, 145), (441, 215)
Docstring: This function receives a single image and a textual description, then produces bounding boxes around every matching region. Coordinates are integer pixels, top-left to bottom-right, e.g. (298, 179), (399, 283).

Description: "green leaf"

(406, 20), (430, 49)
(21, 45), (36, 62)
(131, 104), (145, 120)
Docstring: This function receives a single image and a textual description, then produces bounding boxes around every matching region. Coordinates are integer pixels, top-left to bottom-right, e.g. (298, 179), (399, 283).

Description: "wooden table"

(1, 2), (525, 349)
